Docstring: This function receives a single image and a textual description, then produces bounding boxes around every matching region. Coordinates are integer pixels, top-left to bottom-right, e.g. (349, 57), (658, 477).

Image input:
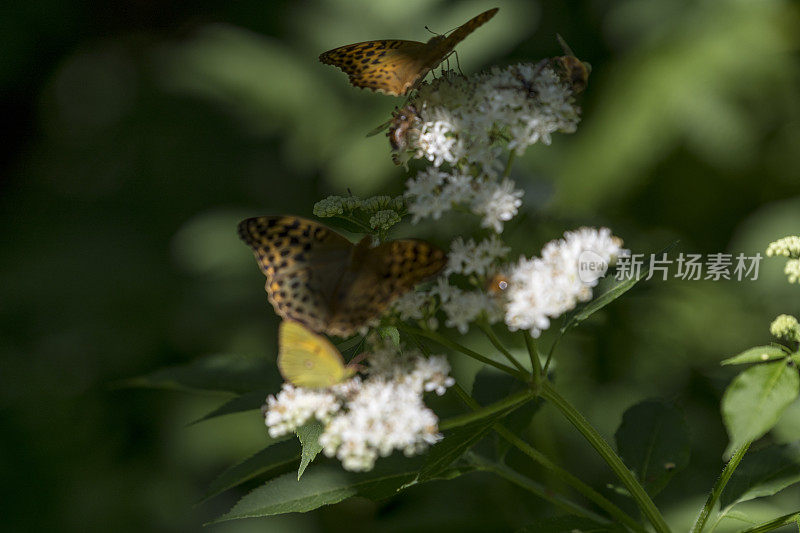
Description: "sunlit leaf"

(721, 346), (789, 366)
(296, 421), (324, 480)
(720, 442), (800, 508)
(722, 361), (800, 457)
(615, 399), (690, 496)
(213, 456), (429, 521)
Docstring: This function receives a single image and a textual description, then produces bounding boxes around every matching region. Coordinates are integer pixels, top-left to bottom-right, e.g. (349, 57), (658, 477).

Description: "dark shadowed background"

(2, 0), (799, 531)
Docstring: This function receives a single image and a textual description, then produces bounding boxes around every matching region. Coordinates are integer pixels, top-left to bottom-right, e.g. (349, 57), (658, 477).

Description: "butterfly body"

(319, 8), (499, 96)
(278, 320), (356, 388)
(239, 216), (446, 337)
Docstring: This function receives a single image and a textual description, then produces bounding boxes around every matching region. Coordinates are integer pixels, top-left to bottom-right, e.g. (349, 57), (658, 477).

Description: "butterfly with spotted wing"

(238, 215), (446, 337)
(319, 8), (499, 96)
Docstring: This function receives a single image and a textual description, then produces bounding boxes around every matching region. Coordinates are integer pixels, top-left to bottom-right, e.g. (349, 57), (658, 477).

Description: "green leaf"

(323, 216), (368, 236)
(296, 421), (324, 480)
(517, 516), (619, 532)
(190, 389), (269, 425)
(562, 242), (678, 334)
(472, 368), (541, 459)
(722, 346), (789, 366)
(213, 456), (428, 522)
(377, 326), (400, 347)
(722, 361), (800, 457)
(614, 400), (690, 496)
(201, 438), (298, 502)
(720, 442), (800, 508)
(118, 353), (281, 394)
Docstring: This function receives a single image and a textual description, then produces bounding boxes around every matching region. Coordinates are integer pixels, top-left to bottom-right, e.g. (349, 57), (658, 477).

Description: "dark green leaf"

(118, 353), (281, 394)
(190, 389), (269, 425)
(720, 442), (800, 508)
(212, 455), (429, 522)
(415, 393), (532, 483)
(722, 361), (800, 456)
(296, 421), (324, 480)
(516, 516), (619, 532)
(614, 400), (690, 496)
(472, 368), (541, 459)
(201, 438), (298, 502)
(722, 346), (789, 366)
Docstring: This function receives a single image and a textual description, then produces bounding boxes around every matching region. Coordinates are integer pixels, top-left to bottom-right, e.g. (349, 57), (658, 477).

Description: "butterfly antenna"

(556, 33), (576, 57)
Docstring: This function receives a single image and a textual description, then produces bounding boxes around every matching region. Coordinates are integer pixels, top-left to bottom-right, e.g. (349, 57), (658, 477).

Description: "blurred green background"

(2, 0), (799, 531)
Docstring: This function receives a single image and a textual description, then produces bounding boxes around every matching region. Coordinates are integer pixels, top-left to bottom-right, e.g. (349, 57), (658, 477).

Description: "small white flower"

(441, 287), (504, 334)
(447, 235), (510, 276)
(471, 179), (524, 233)
(391, 290), (431, 320)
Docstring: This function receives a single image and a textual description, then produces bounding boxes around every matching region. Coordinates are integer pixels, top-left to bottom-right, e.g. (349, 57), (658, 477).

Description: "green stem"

(540, 381), (671, 533)
(477, 321), (529, 376)
(736, 511), (800, 533)
(396, 323), (526, 379)
(439, 388), (536, 431)
(690, 441), (751, 533)
(451, 384), (644, 533)
(543, 332), (562, 375)
(336, 214), (372, 234)
(466, 453), (611, 525)
(503, 151), (516, 179)
(523, 331), (542, 391)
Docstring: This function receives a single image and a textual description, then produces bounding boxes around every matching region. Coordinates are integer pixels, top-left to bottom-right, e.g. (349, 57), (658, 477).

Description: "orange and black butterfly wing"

(319, 39), (431, 96)
(238, 216), (352, 333)
(326, 239), (447, 336)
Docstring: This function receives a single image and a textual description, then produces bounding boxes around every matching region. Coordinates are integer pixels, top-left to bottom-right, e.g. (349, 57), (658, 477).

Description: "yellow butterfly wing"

(278, 320), (354, 388)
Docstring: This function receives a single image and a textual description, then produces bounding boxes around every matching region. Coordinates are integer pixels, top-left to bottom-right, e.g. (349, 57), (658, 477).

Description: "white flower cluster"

(403, 168), (523, 233)
(263, 342), (454, 472)
(395, 63), (581, 233)
(766, 236), (800, 284)
(505, 227), (625, 337)
(392, 235), (510, 333)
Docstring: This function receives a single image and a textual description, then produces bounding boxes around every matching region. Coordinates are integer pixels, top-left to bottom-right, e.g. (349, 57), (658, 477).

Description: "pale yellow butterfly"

(278, 320), (356, 388)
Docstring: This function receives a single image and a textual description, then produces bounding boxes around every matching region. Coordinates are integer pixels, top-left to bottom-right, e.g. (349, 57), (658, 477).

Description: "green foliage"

(296, 421), (325, 480)
(722, 361), (800, 456)
(213, 456), (465, 522)
(720, 442), (800, 508)
(615, 400), (690, 496)
(722, 346), (791, 366)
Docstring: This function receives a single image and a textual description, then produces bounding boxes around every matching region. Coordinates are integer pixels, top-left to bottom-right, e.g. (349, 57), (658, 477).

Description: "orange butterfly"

(319, 8), (499, 96)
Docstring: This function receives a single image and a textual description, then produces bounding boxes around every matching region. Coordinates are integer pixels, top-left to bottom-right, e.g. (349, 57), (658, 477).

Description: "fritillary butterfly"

(319, 8), (499, 96)
(238, 215), (446, 337)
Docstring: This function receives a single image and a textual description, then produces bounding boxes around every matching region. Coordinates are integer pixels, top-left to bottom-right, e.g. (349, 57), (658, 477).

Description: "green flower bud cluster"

(766, 236), (800, 258)
(770, 314), (800, 342)
(766, 236), (800, 284)
(313, 194), (406, 233)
